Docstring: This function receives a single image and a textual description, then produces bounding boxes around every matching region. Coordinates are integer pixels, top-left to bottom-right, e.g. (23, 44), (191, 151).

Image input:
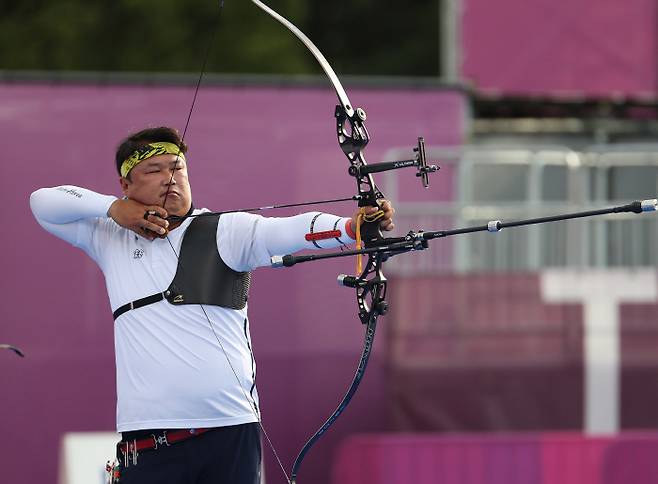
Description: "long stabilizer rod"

(271, 199), (658, 268)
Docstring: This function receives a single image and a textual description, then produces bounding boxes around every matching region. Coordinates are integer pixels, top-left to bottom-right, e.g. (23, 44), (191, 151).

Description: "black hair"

(115, 126), (188, 178)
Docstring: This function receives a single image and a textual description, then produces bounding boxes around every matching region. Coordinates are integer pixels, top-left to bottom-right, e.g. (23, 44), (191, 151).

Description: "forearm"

(30, 186), (117, 224)
(219, 211), (357, 272)
(258, 212), (355, 255)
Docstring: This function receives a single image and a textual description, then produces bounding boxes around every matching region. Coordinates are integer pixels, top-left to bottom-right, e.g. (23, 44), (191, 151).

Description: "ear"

(119, 176), (130, 197)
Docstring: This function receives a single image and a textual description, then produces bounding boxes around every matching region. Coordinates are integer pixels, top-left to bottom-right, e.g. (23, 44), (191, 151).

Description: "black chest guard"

(165, 214), (251, 309)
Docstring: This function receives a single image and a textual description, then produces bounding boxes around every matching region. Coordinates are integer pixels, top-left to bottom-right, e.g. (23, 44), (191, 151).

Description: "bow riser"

(335, 106), (385, 211)
(356, 253), (389, 324)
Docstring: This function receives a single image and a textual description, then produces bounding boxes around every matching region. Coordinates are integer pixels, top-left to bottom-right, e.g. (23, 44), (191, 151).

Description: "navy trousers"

(117, 423), (261, 484)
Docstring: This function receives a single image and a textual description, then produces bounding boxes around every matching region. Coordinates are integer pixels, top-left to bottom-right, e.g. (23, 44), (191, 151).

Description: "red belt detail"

(305, 229), (342, 241)
(119, 428), (211, 455)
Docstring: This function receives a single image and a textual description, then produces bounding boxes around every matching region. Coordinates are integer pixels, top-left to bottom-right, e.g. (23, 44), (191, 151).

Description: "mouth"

(161, 190), (181, 199)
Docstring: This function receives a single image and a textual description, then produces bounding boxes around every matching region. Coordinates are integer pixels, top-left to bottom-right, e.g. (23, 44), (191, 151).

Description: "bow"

(249, 3), (385, 481)
(250, 1), (437, 482)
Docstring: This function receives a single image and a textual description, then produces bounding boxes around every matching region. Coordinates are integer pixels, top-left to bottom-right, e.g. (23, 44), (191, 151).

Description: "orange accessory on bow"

(354, 207), (385, 274)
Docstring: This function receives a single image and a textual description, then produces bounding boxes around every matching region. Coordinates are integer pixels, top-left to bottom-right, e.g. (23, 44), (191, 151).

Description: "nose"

(164, 171), (177, 185)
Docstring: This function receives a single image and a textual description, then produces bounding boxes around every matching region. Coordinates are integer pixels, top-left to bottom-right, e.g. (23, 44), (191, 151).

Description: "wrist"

(345, 219), (357, 240)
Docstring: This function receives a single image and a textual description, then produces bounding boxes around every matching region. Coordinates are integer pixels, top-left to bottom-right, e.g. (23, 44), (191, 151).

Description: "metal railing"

(381, 143), (658, 274)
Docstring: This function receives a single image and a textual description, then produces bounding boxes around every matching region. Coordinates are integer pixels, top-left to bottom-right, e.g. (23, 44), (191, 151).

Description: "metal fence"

(381, 143), (658, 274)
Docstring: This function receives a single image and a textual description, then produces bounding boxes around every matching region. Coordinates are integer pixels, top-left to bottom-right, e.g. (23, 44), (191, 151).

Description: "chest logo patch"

(133, 248), (145, 259)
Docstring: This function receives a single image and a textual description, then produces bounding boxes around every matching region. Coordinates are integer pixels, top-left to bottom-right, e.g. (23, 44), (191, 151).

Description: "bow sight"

(346, 135), (438, 189)
(337, 105), (439, 190)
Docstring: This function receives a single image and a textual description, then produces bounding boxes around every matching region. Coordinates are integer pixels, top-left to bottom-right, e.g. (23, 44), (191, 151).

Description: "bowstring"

(167, 195), (360, 222)
(160, 1), (290, 481)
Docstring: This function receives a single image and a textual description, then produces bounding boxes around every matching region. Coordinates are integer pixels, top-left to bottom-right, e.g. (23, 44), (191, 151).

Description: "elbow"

(30, 187), (57, 223)
(29, 188), (45, 216)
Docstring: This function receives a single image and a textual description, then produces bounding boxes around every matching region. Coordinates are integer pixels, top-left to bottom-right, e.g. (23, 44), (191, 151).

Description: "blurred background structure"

(1, 1), (658, 483)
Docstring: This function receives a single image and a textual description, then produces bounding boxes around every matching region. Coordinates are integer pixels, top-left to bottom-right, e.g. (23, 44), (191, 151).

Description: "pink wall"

(387, 274), (658, 433)
(332, 432), (658, 484)
(0, 80), (466, 484)
(462, 0), (658, 98)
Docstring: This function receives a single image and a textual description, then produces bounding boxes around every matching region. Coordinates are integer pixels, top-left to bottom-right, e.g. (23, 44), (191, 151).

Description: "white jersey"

(30, 186), (354, 432)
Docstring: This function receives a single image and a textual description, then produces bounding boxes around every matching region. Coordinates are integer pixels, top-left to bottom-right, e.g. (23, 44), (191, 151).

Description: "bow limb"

(251, 0), (354, 117)
(289, 322), (378, 484)
(290, 252), (386, 484)
(251, 0), (383, 208)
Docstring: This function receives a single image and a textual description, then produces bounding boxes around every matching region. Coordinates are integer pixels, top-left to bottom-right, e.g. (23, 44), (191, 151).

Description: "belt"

(118, 428), (211, 466)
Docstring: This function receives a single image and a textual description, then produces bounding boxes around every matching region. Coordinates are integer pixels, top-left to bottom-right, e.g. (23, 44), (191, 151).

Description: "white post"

(441, 0), (461, 82)
(540, 269), (657, 435)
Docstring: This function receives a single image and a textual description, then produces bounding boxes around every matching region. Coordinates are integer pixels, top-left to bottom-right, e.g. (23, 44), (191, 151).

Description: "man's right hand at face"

(107, 199), (169, 241)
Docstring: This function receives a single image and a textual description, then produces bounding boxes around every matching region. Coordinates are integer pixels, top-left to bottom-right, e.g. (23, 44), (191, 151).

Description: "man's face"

(120, 154), (192, 216)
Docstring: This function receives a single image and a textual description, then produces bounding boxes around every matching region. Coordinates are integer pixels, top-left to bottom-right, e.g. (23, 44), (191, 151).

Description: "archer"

(29, 126), (394, 484)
